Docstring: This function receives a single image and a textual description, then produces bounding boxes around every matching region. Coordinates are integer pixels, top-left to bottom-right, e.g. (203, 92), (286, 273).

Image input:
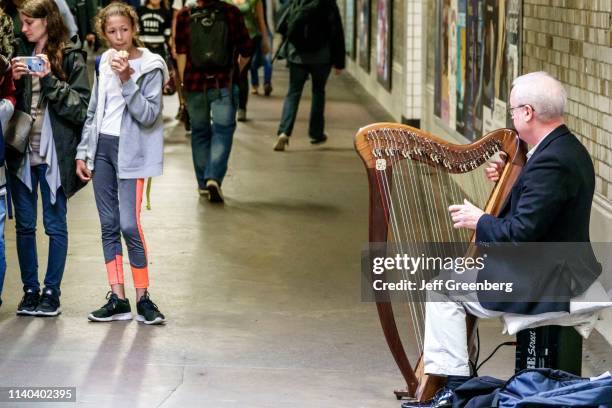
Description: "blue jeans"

(9, 165), (68, 293)
(0, 194), (6, 297)
(250, 34), (273, 86)
(187, 86), (239, 187)
(277, 62), (331, 139)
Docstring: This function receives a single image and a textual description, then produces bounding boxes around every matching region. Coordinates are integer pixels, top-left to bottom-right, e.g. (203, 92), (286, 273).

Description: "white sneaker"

(206, 179), (224, 203)
(273, 133), (289, 151)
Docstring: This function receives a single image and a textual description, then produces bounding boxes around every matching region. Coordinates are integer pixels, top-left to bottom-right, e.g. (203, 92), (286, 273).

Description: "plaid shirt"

(176, 0), (253, 91)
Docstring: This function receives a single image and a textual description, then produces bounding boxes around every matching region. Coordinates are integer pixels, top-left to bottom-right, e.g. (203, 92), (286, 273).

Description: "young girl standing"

(77, 2), (169, 325)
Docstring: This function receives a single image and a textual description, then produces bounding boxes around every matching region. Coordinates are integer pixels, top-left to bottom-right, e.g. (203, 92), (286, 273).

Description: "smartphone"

(17, 56), (45, 73)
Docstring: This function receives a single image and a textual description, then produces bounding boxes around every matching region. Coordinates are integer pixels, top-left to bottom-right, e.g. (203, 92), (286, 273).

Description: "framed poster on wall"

(376, 0), (392, 90)
(357, 0), (371, 71)
(434, 0), (521, 140)
(345, 0), (356, 59)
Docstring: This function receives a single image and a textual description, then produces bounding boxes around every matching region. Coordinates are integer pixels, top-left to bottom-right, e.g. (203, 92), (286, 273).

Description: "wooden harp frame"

(355, 123), (527, 400)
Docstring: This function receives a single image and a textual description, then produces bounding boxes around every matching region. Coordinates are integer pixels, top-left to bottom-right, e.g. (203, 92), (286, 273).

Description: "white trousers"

(423, 290), (504, 376)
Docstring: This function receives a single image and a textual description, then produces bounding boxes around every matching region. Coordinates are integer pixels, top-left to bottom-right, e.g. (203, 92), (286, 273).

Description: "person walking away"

(175, 0), (253, 202)
(249, 0), (272, 96)
(273, 0), (345, 151)
(226, 0), (268, 121)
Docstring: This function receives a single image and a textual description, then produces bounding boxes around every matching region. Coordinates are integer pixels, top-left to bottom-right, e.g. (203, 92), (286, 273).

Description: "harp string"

(370, 128), (497, 360)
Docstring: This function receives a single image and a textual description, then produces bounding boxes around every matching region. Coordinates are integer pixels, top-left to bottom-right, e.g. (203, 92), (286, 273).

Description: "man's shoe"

(273, 133), (289, 151)
(88, 292), (133, 322)
(251, 86), (259, 95)
(309, 134), (328, 145)
(136, 291), (166, 325)
(237, 109), (247, 122)
(35, 288), (61, 317)
(198, 187), (209, 197)
(17, 288), (40, 316)
(263, 83), (273, 96)
(206, 179), (224, 203)
(400, 387), (454, 408)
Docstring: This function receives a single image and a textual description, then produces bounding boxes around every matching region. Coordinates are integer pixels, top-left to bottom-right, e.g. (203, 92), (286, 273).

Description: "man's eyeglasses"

(508, 104), (535, 118)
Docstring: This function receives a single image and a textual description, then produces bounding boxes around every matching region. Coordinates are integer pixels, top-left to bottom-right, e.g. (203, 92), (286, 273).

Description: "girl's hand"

(110, 54), (134, 84)
(76, 159), (92, 182)
(11, 58), (29, 80)
(32, 54), (51, 78)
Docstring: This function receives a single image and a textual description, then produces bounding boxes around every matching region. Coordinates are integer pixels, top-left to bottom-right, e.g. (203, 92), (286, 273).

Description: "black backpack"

(189, 3), (233, 70)
(280, 0), (330, 52)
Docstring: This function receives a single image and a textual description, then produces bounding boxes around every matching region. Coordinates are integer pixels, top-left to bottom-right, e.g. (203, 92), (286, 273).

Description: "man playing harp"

(402, 72), (601, 408)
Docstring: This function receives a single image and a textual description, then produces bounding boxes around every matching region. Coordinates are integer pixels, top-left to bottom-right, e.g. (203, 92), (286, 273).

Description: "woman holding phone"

(9, 0), (89, 317)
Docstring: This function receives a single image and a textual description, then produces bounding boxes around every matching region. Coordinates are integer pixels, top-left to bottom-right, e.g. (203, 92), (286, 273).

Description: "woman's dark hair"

(20, 0), (68, 80)
(0, 0), (18, 16)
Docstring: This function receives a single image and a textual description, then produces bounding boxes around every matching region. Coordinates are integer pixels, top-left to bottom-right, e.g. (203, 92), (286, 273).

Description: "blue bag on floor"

(452, 376), (505, 408)
(496, 368), (612, 408)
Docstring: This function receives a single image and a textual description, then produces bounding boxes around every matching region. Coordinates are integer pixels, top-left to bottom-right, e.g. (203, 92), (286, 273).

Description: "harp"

(355, 123), (527, 400)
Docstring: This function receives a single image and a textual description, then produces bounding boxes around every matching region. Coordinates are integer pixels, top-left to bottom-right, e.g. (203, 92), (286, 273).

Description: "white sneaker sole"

(88, 312), (133, 322)
(136, 314), (166, 325)
(16, 309), (38, 316)
(35, 308), (62, 317)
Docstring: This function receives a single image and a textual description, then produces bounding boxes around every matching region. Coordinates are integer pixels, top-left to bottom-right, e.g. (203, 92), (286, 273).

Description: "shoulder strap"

(146, 177), (152, 210)
(95, 55), (101, 78)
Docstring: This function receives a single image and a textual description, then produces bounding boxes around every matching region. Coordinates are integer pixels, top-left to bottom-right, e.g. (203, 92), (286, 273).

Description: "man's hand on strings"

(485, 152), (507, 182)
(449, 199), (484, 230)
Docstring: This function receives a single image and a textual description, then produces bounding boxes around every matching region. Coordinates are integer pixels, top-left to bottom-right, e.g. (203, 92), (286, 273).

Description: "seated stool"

(515, 325), (582, 376)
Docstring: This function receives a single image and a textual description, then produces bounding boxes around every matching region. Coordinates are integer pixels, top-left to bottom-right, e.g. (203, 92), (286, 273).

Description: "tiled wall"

(404, 0), (423, 120)
(522, 0), (612, 203)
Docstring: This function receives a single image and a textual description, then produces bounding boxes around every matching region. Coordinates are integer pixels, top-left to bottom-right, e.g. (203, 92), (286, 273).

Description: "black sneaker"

(35, 288), (61, 316)
(88, 292), (133, 322)
(205, 179), (224, 203)
(310, 134), (328, 145)
(17, 288), (40, 316)
(136, 292), (166, 325)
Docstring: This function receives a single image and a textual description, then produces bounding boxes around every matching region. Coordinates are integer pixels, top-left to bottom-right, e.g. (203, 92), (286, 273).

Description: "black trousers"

(277, 62), (332, 139)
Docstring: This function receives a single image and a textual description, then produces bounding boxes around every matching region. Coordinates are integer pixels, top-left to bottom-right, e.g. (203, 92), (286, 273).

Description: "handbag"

(4, 110), (34, 153)
(4, 92), (43, 154)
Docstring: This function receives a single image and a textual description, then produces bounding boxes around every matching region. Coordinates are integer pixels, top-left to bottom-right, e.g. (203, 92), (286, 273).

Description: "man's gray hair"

(511, 72), (567, 122)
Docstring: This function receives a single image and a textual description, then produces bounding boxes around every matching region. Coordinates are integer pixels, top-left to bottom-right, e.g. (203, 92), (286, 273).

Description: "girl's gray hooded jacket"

(77, 47), (169, 179)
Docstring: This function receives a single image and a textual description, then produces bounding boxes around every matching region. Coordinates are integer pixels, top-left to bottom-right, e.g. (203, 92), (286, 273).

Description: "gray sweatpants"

(93, 134), (149, 288)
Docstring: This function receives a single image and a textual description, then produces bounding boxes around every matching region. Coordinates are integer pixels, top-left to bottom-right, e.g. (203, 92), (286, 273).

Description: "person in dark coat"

(273, 0), (345, 151)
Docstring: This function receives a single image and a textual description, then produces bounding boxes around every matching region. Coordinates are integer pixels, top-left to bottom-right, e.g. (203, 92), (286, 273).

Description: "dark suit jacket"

(475, 125), (601, 314)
